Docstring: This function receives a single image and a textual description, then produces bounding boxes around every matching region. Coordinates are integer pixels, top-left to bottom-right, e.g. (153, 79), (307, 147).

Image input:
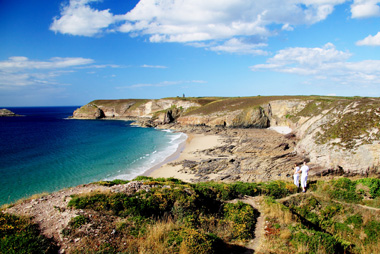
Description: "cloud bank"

(357, 31), (380, 46)
(351, 0), (380, 18)
(250, 43), (380, 85)
(50, 0), (350, 54)
(0, 56), (94, 87)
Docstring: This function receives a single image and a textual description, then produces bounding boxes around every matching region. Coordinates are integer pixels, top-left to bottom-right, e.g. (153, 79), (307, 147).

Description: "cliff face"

(72, 96), (380, 174)
(177, 107), (270, 128)
(72, 99), (201, 120)
(290, 98), (380, 174)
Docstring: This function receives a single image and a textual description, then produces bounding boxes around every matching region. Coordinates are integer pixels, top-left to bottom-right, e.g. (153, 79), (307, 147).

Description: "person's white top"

(300, 164), (309, 176)
(294, 166), (300, 175)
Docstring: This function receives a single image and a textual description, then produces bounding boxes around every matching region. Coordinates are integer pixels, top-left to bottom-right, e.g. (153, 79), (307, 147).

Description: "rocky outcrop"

(72, 99), (200, 120)
(72, 96), (380, 175)
(291, 99), (380, 174)
(0, 108), (22, 117)
(169, 127), (305, 182)
(72, 104), (105, 119)
(177, 107), (270, 128)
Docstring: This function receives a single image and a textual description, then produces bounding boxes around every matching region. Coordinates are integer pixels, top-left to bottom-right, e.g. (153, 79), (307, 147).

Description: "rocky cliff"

(72, 96), (380, 175)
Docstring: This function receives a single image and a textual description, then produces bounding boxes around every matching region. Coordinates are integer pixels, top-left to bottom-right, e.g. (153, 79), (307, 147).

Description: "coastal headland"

(3, 96), (380, 253)
(72, 95), (380, 177)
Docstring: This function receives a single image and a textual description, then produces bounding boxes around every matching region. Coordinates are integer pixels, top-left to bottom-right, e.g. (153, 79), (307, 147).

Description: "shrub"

(133, 176), (154, 181)
(345, 214), (363, 228)
(222, 201), (258, 240)
(95, 179), (130, 187)
(166, 227), (221, 254)
(292, 230), (345, 254)
(69, 215), (89, 229)
(262, 181), (293, 199)
(328, 178), (361, 203)
(357, 178), (380, 198)
(0, 213), (57, 254)
(364, 220), (380, 244)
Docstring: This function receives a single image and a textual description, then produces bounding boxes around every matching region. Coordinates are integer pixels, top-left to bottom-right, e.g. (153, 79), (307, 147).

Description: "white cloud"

(282, 23), (294, 31)
(50, 0), (121, 36)
(141, 64), (168, 69)
(0, 56), (94, 88)
(118, 80), (206, 89)
(250, 43), (380, 85)
(0, 56), (94, 70)
(208, 38), (268, 55)
(356, 31), (380, 45)
(351, 0), (380, 18)
(50, 0), (348, 54)
(121, 0), (346, 43)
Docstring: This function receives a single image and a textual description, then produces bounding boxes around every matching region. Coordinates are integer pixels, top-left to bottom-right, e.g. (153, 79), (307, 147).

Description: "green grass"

(183, 96), (306, 116)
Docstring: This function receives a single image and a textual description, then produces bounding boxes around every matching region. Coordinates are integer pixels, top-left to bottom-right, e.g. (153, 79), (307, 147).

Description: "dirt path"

(227, 195), (265, 253)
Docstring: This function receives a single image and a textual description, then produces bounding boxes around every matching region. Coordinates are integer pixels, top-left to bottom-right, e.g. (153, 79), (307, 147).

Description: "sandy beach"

(148, 133), (227, 182)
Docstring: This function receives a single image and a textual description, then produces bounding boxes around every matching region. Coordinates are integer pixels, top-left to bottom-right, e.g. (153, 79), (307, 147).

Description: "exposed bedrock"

(72, 96), (380, 176)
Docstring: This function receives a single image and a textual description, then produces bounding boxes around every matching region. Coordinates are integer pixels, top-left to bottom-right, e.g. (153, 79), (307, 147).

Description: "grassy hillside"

(180, 95), (356, 116)
(2, 177), (380, 253)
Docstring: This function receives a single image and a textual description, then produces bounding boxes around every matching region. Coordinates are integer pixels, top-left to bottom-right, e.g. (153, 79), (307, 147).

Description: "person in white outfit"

(298, 162), (310, 192)
(293, 163), (300, 188)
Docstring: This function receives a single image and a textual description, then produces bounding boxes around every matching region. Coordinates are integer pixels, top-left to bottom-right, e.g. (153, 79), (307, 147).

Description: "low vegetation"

(1, 177), (379, 253)
(0, 213), (58, 253)
(182, 96), (304, 116)
(263, 177), (380, 254)
(281, 97), (380, 150)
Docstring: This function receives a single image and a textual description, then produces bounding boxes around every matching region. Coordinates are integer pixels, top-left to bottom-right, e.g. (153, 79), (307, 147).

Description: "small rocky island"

(0, 108), (22, 117)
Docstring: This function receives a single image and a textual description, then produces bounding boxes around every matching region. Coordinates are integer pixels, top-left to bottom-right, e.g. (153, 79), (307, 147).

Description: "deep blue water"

(0, 107), (186, 205)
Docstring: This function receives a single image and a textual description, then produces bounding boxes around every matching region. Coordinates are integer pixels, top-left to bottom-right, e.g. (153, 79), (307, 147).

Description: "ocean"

(0, 107), (186, 206)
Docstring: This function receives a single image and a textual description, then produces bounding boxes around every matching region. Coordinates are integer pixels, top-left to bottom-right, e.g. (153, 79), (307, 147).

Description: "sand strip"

(148, 133), (225, 182)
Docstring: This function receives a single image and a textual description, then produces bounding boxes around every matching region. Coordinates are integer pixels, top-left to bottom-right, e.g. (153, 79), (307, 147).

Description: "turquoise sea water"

(0, 107), (186, 206)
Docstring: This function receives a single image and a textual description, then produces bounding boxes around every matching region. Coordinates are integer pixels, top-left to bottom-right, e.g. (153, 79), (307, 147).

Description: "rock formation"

(72, 96), (380, 176)
(0, 108), (22, 117)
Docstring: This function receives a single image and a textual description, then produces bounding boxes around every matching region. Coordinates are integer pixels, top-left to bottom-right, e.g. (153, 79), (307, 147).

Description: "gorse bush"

(329, 178), (361, 203)
(69, 215), (89, 229)
(364, 221), (380, 244)
(65, 178), (264, 253)
(292, 230), (344, 254)
(4, 176), (379, 253)
(0, 213), (57, 254)
(357, 178), (380, 198)
(222, 201), (258, 240)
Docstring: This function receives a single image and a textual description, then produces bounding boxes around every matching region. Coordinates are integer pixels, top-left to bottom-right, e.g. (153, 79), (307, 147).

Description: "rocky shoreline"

(71, 96), (380, 176)
(0, 108), (23, 117)
(150, 124), (348, 183)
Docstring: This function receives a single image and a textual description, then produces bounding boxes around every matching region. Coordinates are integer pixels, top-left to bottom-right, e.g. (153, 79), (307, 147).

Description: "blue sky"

(1, 0), (380, 106)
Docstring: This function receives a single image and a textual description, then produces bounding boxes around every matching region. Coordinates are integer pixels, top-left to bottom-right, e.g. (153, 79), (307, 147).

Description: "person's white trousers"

(301, 175), (308, 188)
(294, 174), (300, 187)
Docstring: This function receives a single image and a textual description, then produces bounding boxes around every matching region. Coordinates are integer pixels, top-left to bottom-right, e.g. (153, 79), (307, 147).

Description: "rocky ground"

(161, 125), (325, 183)
(4, 181), (155, 253)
